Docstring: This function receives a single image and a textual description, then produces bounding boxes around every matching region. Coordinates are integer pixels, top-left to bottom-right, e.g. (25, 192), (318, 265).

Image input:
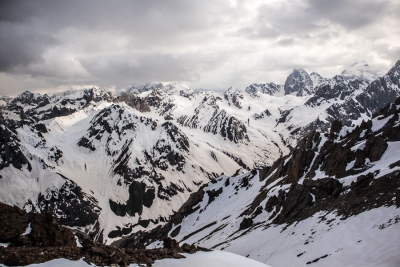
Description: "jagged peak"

(284, 68), (313, 96)
(292, 68), (308, 74)
(16, 90), (35, 98)
(387, 59), (400, 76)
(124, 82), (194, 96)
(245, 82), (282, 97)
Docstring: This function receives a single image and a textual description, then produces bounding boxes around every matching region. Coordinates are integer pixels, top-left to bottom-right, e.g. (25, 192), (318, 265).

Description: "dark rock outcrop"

(0, 117), (31, 171)
(0, 203), (209, 267)
(37, 176), (101, 228)
(113, 184), (208, 249)
(203, 110), (249, 143)
(284, 69), (314, 96)
(239, 217), (253, 230)
(0, 203), (75, 247)
(109, 181), (155, 217)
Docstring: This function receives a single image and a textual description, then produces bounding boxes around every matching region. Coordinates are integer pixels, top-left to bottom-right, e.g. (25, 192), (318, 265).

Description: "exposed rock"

(303, 178), (342, 199)
(0, 204), (208, 267)
(245, 83), (282, 97)
(0, 115), (32, 171)
(163, 237), (181, 251)
(0, 203), (75, 247)
(239, 217), (254, 230)
(37, 176), (101, 228)
(274, 183), (313, 223)
(265, 190), (285, 214)
(181, 243), (197, 254)
(113, 184), (207, 248)
(118, 93), (151, 112)
(284, 69), (314, 96)
(206, 187), (223, 205)
(109, 181), (155, 217)
(203, 110), (249, 144)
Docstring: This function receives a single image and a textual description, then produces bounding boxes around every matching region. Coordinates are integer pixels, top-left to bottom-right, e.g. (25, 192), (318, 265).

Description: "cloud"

(0, 0), (399, 95)
(0, 23), (58, 71)
(276, 38), (296, 47)
(307, 0), (391, 30)
(79, 50), (230, 89)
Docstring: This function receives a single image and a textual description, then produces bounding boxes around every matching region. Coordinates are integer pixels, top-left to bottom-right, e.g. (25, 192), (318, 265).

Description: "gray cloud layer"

(0, 0), (399, 95)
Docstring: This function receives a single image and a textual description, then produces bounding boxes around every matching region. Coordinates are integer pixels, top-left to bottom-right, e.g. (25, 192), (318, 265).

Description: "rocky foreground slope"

(0, 203), (210, 267)
(119, 97), (400, 266)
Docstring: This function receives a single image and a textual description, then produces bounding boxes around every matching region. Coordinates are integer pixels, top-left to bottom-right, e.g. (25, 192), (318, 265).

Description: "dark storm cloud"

(0, 0), (399, 95)
(0, 23), (58, 71)
(307, 0), (391, 30)
(0, 0), (231, 81)
(250, 0), (396, 39)
(0, 0), (226, 38)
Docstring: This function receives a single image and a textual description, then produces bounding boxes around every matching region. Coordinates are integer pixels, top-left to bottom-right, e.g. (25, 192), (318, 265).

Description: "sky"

(0, 0), (399, 96)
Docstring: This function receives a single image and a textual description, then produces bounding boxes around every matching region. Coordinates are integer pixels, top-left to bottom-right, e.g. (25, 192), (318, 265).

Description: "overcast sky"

(0, 0), (399, 96)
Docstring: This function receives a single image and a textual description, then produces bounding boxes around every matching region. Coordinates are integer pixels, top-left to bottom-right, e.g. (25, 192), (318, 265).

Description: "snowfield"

(0, 251), (271, 267)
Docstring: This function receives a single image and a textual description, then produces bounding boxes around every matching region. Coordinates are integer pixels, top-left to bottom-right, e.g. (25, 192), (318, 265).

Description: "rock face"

(284, 69), (314, 96)
(0, 202), (208, 267)
(290, 60), (400, 145)
(0, 115), (31, 171)
(245, 83), (282, 97)
(203, 110), (249, 143)
(355, 61), (400, 116)
(125, 97), (400, 266)
(37, 177), (101, 228)
(306, 76), (367, 107)
(3, 88), (117, 125)
(0, 203), (76, 247)
(309, 72), (327, 88)
(109, 181), (155, 217)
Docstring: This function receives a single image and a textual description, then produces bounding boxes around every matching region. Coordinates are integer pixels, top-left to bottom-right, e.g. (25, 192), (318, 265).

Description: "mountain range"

(0, 61), (399, 266)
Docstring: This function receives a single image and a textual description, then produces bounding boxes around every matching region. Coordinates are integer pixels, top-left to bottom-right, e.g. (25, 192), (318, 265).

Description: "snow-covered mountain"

(284, 69), (315, 96)
(0, 60), (399, 252)
(124, 96), (400, 266)
(340, 61), (379, 81)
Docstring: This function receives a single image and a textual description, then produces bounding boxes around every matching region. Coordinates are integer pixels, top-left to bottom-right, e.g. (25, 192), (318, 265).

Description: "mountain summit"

(341, 61), (379, 81)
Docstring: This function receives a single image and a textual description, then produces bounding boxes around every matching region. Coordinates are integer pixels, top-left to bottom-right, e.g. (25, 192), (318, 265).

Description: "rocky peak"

(309, 72), (326, 88)
(223, 87), (243, 109)
(245, 82), (282, 97)
(284, 69), (314, 96)
(125, 82), (194, 97)
(10, 91), (42, 106)
(387, 60), (400, 79)
(0, 95), (13, 107)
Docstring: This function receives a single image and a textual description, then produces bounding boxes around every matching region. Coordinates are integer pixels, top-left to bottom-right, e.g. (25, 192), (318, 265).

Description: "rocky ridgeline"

(243, 96), (400, 224)
(1, 61), (399, 250)
(121, 96), (400, 248)
(0, 203), (208, 267)
(284, 69), (315, 96)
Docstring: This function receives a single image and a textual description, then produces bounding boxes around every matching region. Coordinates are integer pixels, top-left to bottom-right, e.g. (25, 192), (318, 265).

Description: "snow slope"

(0, 251), (271, 267)
(136, 96), (400, 266)
(0, 61), (400, 247)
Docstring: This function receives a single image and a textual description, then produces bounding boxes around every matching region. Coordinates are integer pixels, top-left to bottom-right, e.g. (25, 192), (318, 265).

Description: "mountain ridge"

(0, 60), (399, 250)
